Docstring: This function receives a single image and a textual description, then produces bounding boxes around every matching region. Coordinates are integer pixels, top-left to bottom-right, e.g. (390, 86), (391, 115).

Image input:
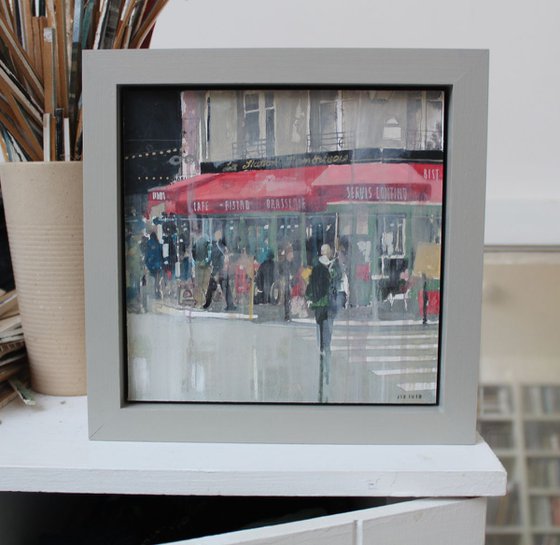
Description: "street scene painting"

(122, 87), (445, 404)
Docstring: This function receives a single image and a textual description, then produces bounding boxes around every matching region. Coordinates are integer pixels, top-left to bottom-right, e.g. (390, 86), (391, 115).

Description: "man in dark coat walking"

(305, 243), (340, 402)
(203, 229), (236, 311)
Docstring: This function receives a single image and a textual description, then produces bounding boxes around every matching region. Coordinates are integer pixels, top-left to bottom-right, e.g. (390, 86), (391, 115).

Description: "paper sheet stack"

(0, 290), (34, 407)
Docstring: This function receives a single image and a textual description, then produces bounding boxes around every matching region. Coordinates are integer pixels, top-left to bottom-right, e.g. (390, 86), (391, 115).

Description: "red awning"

(312, 163), (443, 205)
(147, 173), (219, 216)
(180, 166), (327, 215)
(147, 161), (443, 218)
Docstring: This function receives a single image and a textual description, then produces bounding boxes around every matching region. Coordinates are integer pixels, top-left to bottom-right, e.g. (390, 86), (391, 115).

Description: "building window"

(244, 93), (260, 145)
(238, 91), (275, 158)
(319, 96), (338, 141)
(425, 91), (444, 150)
(380, 215), (406, 258)
(206, 95), (211, 146)
(378, 214), (407, 286)
(406, 91), (444, 150)
(383, 116), (402, 141)
(309, 90), (350, 152)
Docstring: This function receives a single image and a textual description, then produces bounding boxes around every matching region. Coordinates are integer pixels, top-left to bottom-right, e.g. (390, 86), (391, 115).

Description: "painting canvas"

(122, 87), (445, 406)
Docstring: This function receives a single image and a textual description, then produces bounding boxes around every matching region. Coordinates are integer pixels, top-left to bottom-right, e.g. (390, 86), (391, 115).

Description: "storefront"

(310, 162), (443, 311)
(145, 159), (443, 317)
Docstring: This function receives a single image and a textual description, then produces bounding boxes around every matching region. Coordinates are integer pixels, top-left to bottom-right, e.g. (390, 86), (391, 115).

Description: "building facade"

(144, 88), (444, 318)
(181, 89), (444, 174)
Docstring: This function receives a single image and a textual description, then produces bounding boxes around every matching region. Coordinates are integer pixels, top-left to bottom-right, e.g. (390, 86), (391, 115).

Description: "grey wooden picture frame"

(83, 48), (488, 444)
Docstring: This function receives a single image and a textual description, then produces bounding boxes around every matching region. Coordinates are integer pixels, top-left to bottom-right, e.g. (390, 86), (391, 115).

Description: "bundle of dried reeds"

(0, 0), (168, 162)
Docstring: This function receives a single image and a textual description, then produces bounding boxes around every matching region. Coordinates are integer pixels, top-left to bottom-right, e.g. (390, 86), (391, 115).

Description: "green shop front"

(310, 162), (443, 319)
(147, 158), (443, 320)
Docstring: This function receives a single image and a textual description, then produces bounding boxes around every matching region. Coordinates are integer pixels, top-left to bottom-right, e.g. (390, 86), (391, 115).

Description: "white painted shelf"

(0, 394), (506, 497)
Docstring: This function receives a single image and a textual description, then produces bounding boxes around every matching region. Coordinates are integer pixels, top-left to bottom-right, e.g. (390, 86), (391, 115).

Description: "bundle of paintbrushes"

(0, 0), (168, 162)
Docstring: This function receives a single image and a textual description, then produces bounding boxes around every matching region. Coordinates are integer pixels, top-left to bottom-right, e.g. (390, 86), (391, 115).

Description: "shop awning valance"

(311, 163), (443, 205)
(147, 161), (443, 217)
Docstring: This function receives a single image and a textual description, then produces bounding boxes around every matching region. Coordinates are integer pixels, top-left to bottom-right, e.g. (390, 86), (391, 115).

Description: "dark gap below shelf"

(8, 493), (389, 545)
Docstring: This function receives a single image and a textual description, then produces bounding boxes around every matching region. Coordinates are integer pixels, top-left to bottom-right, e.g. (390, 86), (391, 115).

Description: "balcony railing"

(307, 131), (355, 153)
(231, 132), (357, 160)
(405, 130), (443, 151)
(228, 129), (441, 160)
(232, 139), (272, 160)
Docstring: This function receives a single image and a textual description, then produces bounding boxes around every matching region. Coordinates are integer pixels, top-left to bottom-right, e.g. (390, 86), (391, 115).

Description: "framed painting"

(83, 48), (489, 443)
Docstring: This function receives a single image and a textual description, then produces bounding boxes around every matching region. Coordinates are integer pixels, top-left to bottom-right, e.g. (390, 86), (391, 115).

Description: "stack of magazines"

(0, 290), (33, 407)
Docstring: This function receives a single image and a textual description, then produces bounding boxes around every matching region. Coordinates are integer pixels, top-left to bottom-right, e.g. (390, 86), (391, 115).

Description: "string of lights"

(124, 147), (180, 160)
(124, 146), (183, 183)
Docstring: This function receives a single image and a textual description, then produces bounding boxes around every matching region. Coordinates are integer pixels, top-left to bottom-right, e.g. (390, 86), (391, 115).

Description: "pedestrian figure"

(192, 232), (212, 308)
(204, 230), (236, 311)
(125, 235), (144, 312)
(145, 231), (163, 299)
(422, 273), (429, 324)
(233, 245), (253, 306)
(176, 228), (194, 306)
(254, 248), (275, 305)
(278, 243), (297, 320)
(161, 228), (177, 295)
(177, 228), (192, 283)
(330, 248), (348, 315)
(306, 243), (339, 402)
(257, 237), (271, 265)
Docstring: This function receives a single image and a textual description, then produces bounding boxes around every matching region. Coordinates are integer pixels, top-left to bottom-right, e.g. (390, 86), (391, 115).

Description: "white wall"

(151, 0), (560, 246)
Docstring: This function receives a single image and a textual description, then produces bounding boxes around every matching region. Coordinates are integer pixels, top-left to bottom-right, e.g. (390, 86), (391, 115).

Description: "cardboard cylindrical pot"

(0, 161), (85, 395)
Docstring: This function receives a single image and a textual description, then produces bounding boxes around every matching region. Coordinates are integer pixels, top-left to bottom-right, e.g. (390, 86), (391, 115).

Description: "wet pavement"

(126, 291), (439, 405)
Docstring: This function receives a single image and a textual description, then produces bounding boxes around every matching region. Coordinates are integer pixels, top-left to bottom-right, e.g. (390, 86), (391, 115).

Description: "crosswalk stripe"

(349, 355), (437, 363)
(397, 382), (437, 392)
(292, 318), (438, 328)
(372, 367), (437, 376)
(301, 334), (438, 341)
(331, 343), (437, 352)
